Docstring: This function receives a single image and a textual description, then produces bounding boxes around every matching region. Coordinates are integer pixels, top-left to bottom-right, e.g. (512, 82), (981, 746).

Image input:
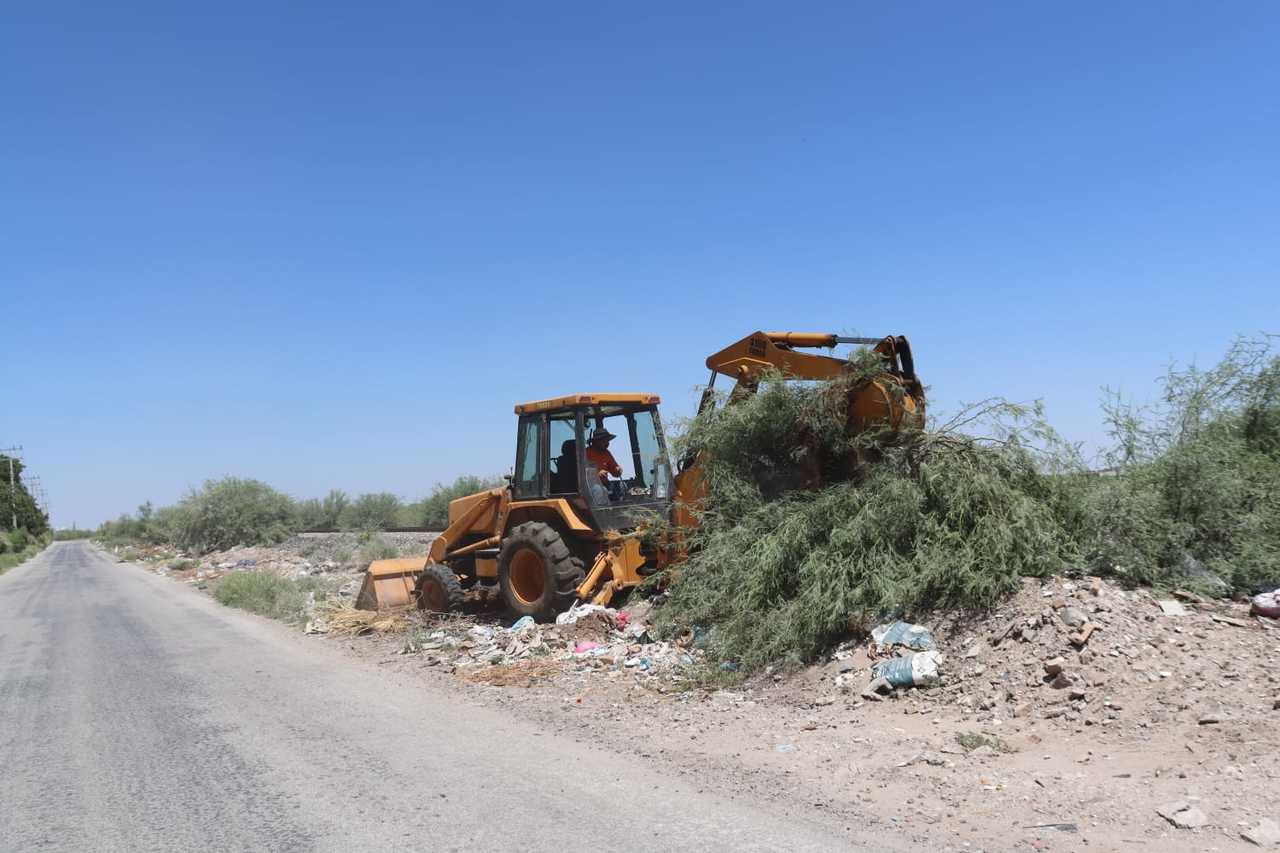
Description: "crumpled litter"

(871, 621), (936, 652)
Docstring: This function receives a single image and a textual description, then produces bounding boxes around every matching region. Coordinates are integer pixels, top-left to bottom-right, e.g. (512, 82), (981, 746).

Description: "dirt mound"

(813, 574), (1279, 732)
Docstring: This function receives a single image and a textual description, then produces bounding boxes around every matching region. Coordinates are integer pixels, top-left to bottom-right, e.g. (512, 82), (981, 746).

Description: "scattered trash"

(871, 621), (936, 651)
(510, 615), (535, 631)
(871, 649), (942, 688)
(1023, 823), (1078, 833)
(573, 640), (602, 654)
(555, 602), (613, 626)
(718, 661), (739, 671)
(1250, 590), (1280, 619)
(774, 743), (796, 754)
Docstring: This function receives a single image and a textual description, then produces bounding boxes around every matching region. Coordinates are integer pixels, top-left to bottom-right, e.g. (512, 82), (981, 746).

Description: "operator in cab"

(585, 427), (622, 483)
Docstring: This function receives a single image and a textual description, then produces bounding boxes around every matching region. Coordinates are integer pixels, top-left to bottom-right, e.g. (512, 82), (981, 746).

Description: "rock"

(1069, 688), (1087, 700)
(1158, 801), (1209, 829)
(1158, 599), (1189, 616)
(1050, 672), (1072, 690)
(899, 750), (948, 767)
(1060, 606), (1089, 628)
(1069, 623), (1098, 647)
(1242, 819), (1280, 847)
(1043, 657), (1066, 677)
(1198, 710), (1223, 725)
(1012, 702), (1032, 718)
(969, 744), (996, 757)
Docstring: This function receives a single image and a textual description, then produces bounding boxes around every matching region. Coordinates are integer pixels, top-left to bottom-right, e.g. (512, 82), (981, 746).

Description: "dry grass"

(319, 601), (410, 635)
(460, 659), (563, 687)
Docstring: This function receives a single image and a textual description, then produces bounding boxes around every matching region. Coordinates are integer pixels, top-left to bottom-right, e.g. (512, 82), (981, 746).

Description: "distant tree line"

(96, 475), (502, 554)
(0, 454), (50, 537)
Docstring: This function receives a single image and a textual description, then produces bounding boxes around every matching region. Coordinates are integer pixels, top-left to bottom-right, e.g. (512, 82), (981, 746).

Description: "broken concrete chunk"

(1157, 599), (1188, 616)
(1242, 818), (1280, 847)
(1069, 623), (1098, 647)
(1157, 801), (1209, 829)
(1060, 606), (1089, 628)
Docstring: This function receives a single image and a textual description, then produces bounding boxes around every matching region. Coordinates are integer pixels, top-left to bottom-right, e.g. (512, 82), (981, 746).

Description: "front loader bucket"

(356, 558), (427, 610)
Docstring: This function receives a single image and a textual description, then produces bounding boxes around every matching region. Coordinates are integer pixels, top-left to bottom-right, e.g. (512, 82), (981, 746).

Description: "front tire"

(497, 522), (584, 621)
(416, 564), (463, 613)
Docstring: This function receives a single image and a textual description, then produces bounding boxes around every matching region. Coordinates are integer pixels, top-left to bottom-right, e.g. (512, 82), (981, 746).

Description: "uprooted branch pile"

(656, 337), (1280, 671)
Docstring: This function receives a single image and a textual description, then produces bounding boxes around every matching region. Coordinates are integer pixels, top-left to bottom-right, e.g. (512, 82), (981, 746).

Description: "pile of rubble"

(819, 575), (1280, 730)
(111, 532), (438, 592)
(388, 601), (707, 688)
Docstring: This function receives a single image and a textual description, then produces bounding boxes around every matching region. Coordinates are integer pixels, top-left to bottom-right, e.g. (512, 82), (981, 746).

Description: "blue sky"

(3, 2), (1277, 527)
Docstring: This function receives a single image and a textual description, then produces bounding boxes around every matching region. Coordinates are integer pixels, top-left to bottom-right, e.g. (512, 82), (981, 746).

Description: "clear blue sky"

(3, 2), (1277, 527)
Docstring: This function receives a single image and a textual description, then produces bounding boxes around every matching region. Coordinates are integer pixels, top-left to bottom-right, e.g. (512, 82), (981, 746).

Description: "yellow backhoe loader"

(357, 331), (924, 620)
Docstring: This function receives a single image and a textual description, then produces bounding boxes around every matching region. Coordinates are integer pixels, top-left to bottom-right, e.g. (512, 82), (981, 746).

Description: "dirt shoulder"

(112, 537), (1280, 852)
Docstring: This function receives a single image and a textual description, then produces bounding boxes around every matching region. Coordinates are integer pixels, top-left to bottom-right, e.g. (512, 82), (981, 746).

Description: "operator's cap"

(590, 427), (616, 442)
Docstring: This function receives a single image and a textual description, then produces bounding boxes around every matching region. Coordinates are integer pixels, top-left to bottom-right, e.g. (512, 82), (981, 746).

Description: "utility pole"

(1, 445), (21, 531)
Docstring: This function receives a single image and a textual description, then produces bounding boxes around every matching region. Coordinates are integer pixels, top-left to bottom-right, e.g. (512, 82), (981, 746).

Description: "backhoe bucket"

(356, 558), (427, 610)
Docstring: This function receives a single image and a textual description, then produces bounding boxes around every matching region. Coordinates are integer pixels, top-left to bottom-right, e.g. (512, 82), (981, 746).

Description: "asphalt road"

(0, 542), (872, 852)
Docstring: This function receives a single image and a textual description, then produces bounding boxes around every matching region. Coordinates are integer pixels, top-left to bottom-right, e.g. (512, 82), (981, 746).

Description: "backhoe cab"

(357, 393), (674, 621)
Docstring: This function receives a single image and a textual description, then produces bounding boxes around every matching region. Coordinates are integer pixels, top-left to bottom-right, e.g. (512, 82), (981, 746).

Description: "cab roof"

(513, 392), (661, 415)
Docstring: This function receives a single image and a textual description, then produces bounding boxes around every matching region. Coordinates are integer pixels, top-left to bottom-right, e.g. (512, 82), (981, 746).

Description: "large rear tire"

(497, 522), (584, 621)
(416, 564), (464, 613)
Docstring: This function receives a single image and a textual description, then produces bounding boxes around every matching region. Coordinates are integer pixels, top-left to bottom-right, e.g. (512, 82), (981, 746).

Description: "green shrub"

(403, 475), (504, 530)
(174, 478), (299, 553)
(340, 492), (403, 531)
(168, 558), (198, 571)
(53, 528), (94, 540)
(213, 571), (335, 622)
(1085, 336), (1280, 592)
(356, 534), (400, 566)
(8, 528), (29, 552)
(295, 489), (349, 530)
(655, 370), (1077, 670)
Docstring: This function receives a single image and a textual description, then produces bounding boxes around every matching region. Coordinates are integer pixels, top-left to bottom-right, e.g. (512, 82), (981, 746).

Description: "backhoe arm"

(704, 331), (916, 385)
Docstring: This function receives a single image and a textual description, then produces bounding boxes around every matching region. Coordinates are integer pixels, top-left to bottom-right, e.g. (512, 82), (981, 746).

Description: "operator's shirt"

(586, 446), (622, 478)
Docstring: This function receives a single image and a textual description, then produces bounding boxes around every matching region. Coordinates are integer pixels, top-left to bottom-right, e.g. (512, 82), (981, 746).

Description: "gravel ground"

(124, 536), (1280, 851)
